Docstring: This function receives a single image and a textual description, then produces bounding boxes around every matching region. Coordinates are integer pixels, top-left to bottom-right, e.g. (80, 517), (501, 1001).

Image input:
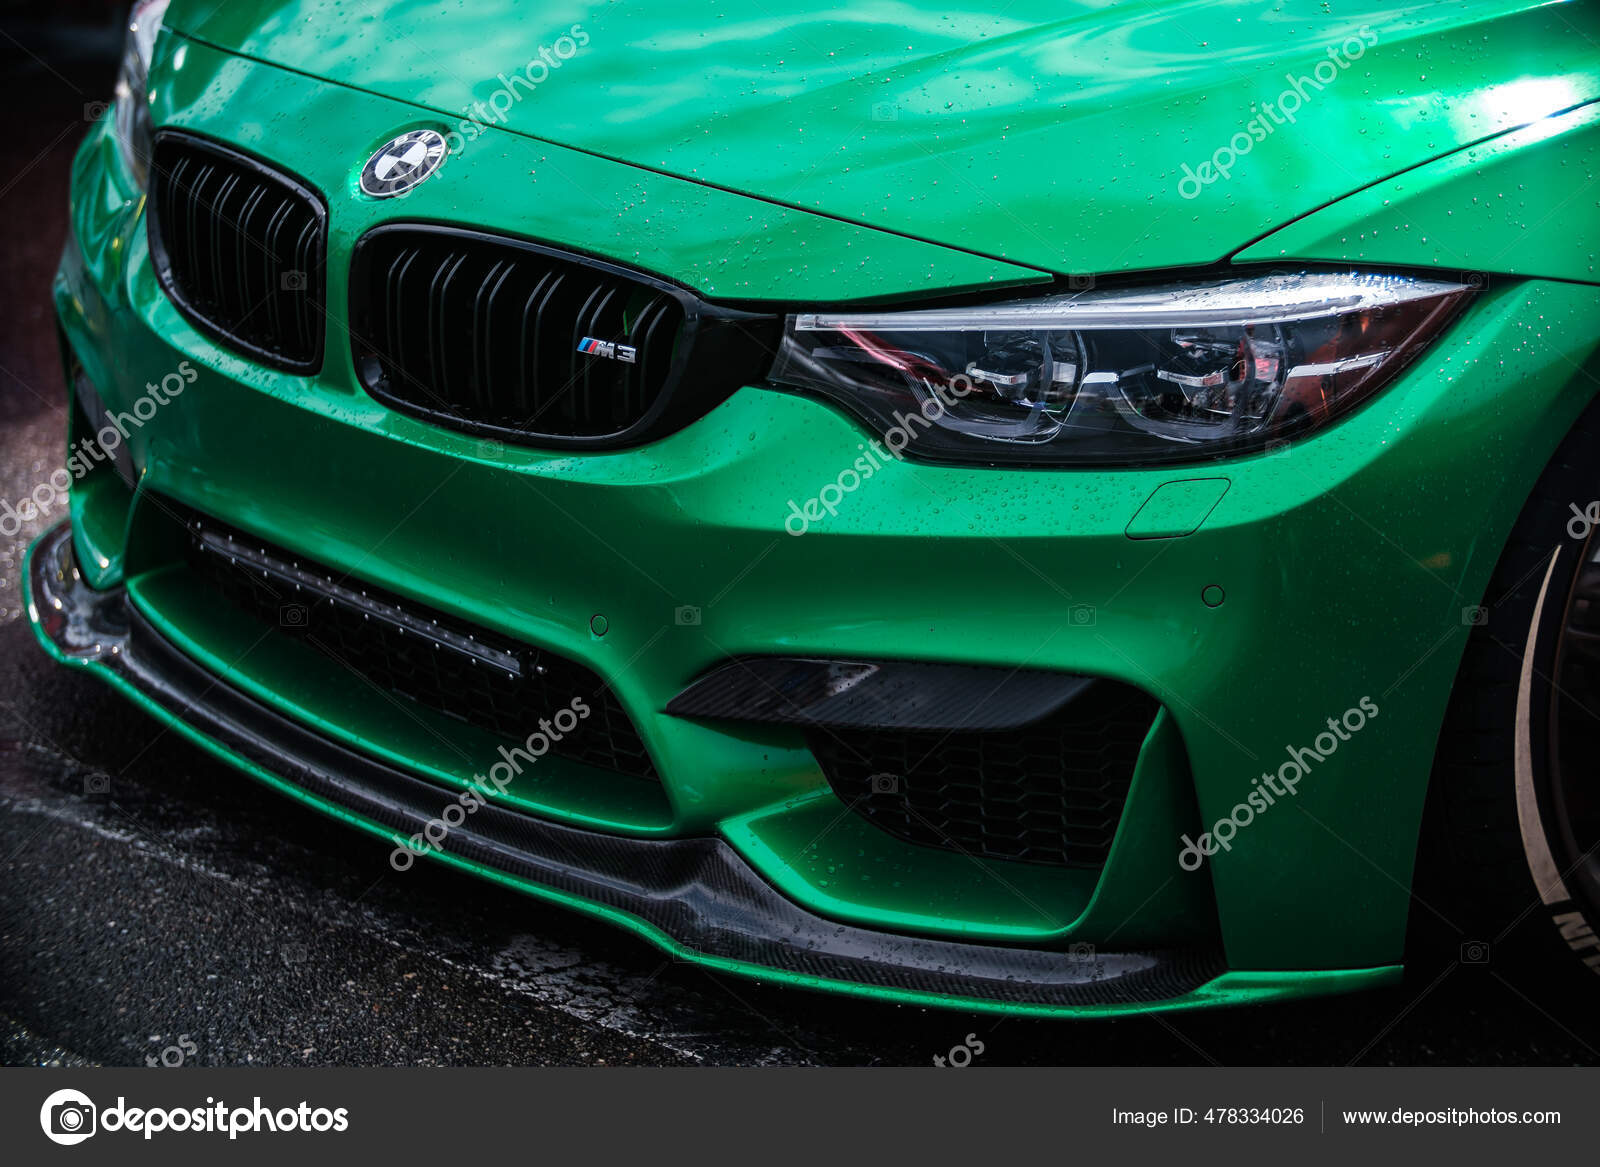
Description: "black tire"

(1417, 400), (1600, 983)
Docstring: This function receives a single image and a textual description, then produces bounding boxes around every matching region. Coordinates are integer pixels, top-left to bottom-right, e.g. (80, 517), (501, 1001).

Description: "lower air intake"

(183, 515), (659, 781)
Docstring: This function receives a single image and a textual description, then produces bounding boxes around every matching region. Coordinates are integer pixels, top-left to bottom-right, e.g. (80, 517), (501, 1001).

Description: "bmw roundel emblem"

(360, 129), (449, 198)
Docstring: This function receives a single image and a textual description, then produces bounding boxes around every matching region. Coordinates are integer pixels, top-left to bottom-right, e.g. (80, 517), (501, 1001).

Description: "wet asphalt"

(3, 30), (1600, 1068)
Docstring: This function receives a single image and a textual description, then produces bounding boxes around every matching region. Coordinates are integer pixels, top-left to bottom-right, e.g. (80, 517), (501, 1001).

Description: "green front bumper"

(35, 37), (1600, 1014)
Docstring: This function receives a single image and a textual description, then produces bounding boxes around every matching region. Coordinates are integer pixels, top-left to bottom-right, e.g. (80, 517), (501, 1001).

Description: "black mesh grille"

(148, 133), (326, 373)
(182, 516), (658, 781)
(350, 227), (692, 441)
(812, 684), (1160, 868)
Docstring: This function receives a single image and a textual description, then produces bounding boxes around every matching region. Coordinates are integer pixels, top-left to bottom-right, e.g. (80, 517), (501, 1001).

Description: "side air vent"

(812, 684), (1161, 869)
(667, 656), (1161, 870)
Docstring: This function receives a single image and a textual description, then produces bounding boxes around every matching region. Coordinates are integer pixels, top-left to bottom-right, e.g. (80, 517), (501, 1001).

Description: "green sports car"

(25, 0), (1600, 1016)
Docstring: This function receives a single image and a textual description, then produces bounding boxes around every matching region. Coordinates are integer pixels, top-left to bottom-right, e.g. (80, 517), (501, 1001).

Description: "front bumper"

(37, 37), (1600, 1014)
(29, 521), (1250, 1014)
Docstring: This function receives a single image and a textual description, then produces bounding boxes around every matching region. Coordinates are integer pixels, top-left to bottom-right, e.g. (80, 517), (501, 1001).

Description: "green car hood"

(165, 0), (1600, 278)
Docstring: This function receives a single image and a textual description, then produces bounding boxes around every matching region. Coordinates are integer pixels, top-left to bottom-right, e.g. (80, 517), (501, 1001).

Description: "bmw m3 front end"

(28, 0), (1600, 1015)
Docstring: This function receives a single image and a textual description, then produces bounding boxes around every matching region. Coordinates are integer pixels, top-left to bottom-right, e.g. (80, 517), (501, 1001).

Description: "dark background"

(2, 1), (1598, 1067)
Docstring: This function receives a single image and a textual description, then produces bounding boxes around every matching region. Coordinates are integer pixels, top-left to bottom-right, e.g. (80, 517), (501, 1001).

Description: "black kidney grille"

(148, 134), (326, 373)
(351, 228), (689, 440)
(811, 684), (1160, 869)
(183, 515), (658, 782)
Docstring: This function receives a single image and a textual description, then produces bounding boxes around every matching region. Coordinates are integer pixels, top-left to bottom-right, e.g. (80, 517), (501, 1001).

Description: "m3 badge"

(577, 337), (637, 364)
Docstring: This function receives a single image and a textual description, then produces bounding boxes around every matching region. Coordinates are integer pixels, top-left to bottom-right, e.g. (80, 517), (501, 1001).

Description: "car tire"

(1417, 399), (1600, 984)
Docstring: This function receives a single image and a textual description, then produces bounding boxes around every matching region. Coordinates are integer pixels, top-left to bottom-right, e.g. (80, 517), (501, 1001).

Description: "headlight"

(769, 272), (1471, 466)
(112, 0), (170, 190)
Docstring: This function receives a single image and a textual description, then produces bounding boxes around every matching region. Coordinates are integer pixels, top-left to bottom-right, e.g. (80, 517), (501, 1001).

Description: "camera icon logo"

(40, 1088), (97, 1146)
(1460, 940), (1491, 965)
(280, 270), (309, 292)
(674, 605), (702, 626)
(1069, 603), (1097, 626)
(869, 772), (900, 795)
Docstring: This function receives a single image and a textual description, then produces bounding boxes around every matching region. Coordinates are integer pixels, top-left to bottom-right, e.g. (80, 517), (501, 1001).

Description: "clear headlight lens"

(769, 272), (1472, 465)
(112, 0), (170, 190)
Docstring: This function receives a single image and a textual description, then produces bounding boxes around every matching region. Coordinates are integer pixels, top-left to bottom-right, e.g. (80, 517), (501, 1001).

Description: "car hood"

(166, 0), (1600, 279)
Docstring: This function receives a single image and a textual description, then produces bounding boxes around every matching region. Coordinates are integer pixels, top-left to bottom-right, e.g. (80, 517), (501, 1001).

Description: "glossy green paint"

(166, 0), (1600, 280)
(1239, 100), (1600, 282)
(35, 5), (1600, 1011)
